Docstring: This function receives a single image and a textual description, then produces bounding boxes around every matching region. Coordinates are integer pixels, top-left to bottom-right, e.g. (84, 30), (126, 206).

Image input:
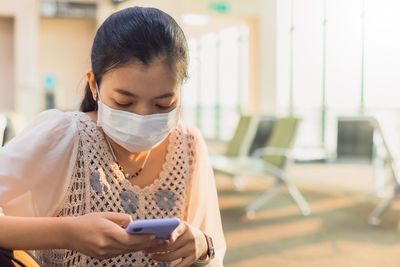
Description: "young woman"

(0, 7), (225, 267)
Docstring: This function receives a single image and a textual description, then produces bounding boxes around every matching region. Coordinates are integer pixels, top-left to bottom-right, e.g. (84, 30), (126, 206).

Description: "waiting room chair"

(211, 115), (276, 189)
(212, 117), (310, 218)
(368, 118), (400, 225)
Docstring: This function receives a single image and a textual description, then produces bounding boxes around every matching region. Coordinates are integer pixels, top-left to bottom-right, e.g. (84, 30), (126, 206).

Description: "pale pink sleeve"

(0, 109), (79, 217)
(185, 128), (226, 266)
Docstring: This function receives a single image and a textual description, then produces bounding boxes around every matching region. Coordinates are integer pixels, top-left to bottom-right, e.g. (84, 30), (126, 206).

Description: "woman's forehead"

(100, 60), (180, 97)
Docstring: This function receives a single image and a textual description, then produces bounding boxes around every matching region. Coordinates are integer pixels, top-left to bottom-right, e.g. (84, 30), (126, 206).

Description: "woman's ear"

(87, 71), (97, 101)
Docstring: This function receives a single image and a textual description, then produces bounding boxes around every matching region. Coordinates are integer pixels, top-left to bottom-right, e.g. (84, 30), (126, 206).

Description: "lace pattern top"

(0, 110), (226, 266)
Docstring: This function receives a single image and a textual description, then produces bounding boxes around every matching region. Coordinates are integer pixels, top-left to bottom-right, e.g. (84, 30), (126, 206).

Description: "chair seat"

(210, 154), (282, 177)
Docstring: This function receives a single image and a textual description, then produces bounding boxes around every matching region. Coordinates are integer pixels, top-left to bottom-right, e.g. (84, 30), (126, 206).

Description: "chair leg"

(286, 181), (311, 216)
(368, 184), (400, 225)
(232, 175), (248, 191)
(245, 178), (283, 218)
(245, 175), (311, 218)
(373, 156), (386, 197)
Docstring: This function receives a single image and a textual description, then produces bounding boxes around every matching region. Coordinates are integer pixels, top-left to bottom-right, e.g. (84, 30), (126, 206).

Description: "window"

(182, 25), (249, 141)
(277, 0), (400, 153)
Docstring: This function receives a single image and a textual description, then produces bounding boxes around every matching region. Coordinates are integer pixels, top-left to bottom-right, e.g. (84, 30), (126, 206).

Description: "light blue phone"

(126, 217), (180, 240)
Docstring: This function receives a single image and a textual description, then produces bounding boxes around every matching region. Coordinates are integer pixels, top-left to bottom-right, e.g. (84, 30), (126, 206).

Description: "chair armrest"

(251, 147), (290, 158)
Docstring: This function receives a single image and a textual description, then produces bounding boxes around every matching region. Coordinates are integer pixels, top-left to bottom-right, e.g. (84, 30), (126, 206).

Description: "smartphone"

(126, 217), (180, 240)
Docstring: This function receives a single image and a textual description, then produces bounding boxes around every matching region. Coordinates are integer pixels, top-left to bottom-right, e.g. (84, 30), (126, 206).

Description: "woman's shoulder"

(28, 109), (77, 126)
(0, 109), (82, 217)
(175, 121), (203, 143)
(11, 109), (81, 145)
(28, 109), (93, 131)
(174, 123), (209, 161)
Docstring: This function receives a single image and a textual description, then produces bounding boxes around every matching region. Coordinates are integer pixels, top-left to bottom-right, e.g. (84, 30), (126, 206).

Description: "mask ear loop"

(95, 82), (101, 102)
(177, 102), (182, 121)
(87, 71), (100, 111)
(94, 81), (103, 113)
(176, 93), (183, 121)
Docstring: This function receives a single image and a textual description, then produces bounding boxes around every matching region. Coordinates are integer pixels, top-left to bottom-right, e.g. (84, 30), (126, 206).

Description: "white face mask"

(95, 84), (179, 152)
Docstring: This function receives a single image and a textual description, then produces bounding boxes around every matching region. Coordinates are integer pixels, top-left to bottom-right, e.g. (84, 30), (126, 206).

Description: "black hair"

(80, 6), (189, 112)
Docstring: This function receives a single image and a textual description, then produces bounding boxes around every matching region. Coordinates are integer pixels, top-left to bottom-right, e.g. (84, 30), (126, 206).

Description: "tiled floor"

(218, 163), (400, 267)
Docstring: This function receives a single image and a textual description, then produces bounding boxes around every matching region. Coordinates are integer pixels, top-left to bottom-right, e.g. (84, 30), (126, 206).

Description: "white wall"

(0, 17), (14, 111)
(0, 0), (39, 119)
(39, 17), (97, 111)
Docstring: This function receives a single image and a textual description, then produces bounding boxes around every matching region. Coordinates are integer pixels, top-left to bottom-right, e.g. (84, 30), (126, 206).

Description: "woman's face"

(89, 59), (180, 115)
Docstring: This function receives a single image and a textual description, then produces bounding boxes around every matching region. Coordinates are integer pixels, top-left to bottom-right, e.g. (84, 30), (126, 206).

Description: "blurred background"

(2, 0), (400, 266)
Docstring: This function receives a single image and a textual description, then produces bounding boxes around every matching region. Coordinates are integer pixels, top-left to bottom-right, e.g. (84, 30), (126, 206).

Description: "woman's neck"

(106, 135), (150, 163)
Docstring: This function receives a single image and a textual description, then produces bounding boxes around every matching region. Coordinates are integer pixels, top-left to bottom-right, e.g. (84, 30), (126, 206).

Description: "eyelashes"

(114, 101), (132, 108)
(156, 104), (173, 110)
(114, 101), (173, 110)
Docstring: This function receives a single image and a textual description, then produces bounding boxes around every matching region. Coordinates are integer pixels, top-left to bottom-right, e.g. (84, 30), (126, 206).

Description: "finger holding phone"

(66, 212), (159, 260)
(145, 221), (209, 267)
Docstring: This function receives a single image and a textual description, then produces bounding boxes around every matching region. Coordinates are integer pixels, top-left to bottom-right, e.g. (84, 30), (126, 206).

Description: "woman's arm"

(0, 215), (69, 250)
(185, 128), (226, 266)
(0, 212), (160, 259)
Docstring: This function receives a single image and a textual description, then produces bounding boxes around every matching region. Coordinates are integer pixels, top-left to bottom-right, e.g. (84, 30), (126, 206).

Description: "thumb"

(101, 212), (132, 228)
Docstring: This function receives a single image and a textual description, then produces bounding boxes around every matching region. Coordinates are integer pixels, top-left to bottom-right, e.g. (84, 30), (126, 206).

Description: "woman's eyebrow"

(114, 88), (175, 99)
(154, 92), (175, 99)
(114, 88), (136, 97)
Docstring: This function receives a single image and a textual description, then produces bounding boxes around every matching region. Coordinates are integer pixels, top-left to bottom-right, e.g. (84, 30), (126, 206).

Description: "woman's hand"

(145, 221), (208, 267)
(64, 212), (159, 260)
